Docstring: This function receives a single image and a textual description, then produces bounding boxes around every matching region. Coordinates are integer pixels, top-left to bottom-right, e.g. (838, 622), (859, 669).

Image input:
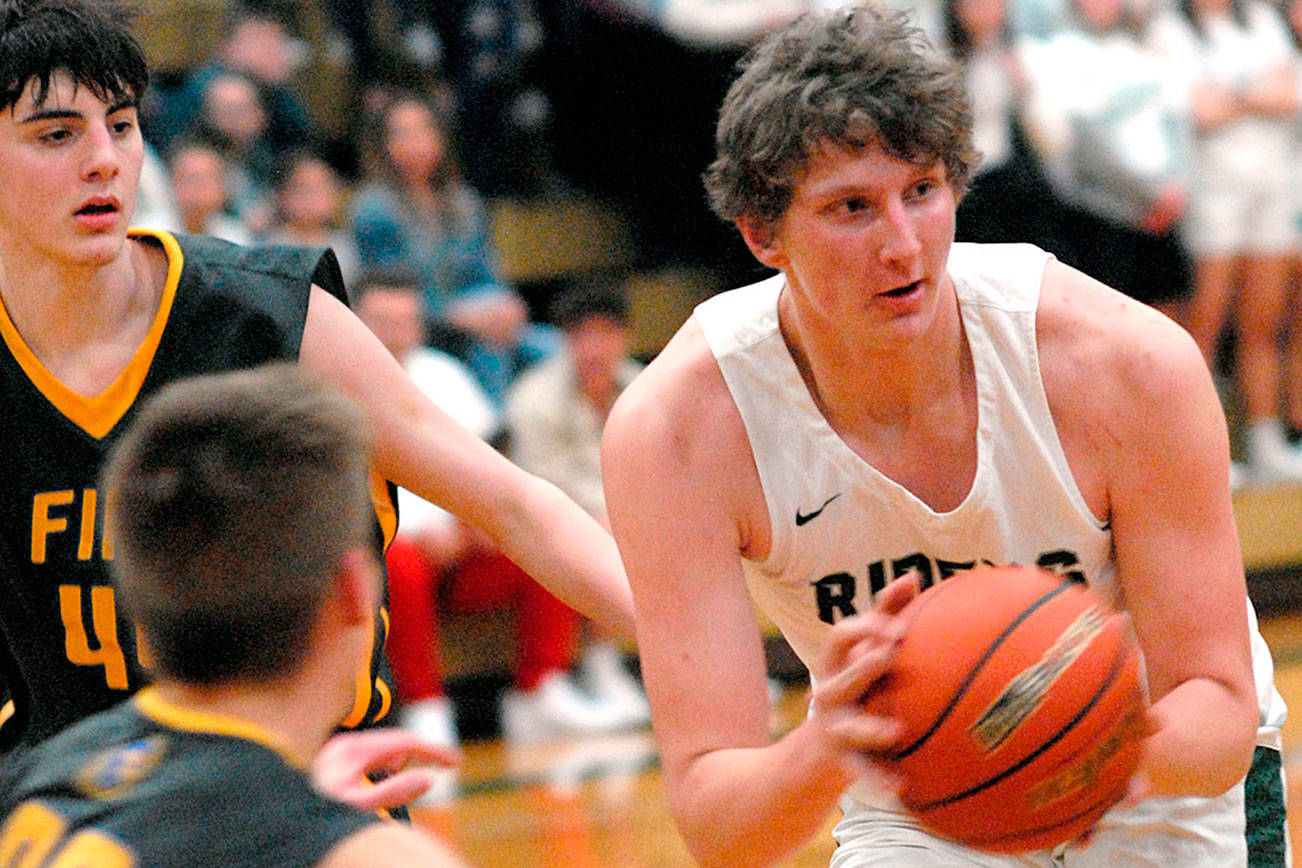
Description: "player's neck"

(155, 671), (343, 769)
(0, 236), (168, 394)
(0, 236), (160, 354)
(780, 286), (969, 428)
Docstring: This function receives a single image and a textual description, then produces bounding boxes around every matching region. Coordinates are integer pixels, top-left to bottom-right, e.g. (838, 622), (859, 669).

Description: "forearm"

(670, 719), (857, 868)
(487, 473), (635, 639)
(508, 427), (604, 516)
(1142, 677), (1257, 797)
(524, 452), (607, 519)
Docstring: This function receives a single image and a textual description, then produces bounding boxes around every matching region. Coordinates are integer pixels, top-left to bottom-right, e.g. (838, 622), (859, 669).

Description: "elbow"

(1147, 680), (1259, 799)
(1219, 701), (1260, 792)
(1188, 695), (1259, 798)
(669, 794), (785, 868)
(1222, 684), (1262, 785)
(1190, 738), (1256, 799)
(667, 780), (749, 868)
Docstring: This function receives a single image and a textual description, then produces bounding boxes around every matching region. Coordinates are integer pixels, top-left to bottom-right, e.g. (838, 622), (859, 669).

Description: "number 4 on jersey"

(58, 585), (139, 690)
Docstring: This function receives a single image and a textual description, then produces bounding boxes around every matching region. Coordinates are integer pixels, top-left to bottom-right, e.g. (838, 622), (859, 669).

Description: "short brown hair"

(102, 364), (373, 684)
(704, 3), (979, 229)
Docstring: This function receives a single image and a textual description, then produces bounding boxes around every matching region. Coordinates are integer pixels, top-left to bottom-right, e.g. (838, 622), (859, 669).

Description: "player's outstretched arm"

(601, 325), (903, 868)
(1039, 262), (1257, 798)
(300, 286), (635, 639)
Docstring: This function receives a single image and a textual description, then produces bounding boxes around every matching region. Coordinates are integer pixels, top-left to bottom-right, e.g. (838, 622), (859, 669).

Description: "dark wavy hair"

(0, 0), (148, 113)
(704, 4), (979, 229)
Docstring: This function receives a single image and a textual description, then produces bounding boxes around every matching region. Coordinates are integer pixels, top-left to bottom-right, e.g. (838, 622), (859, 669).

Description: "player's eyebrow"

(19, 106), (82, 124)
(20, 95), (138, 124)
(106, 96), (139, 115)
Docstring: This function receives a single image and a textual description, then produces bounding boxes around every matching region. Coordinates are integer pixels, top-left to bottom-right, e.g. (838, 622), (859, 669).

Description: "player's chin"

(70, 232), (130, 264)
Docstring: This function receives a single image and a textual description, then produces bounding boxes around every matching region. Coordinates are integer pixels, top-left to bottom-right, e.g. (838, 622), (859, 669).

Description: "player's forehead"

(16, 72), (90, 112)
(793, 140), (945, 199)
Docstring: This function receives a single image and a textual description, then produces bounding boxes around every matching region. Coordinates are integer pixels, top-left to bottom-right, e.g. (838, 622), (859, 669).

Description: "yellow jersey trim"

(340, 623), (376, 729)
(0, 229), (182, 439)
(132, 686), (304, 769)
(368, 472), (397, 552)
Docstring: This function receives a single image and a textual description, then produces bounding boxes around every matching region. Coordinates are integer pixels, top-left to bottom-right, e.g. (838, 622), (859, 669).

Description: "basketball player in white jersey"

(601, 5), (1288, 866)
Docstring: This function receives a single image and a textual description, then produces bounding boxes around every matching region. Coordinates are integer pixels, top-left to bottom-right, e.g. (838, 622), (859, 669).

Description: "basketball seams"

(894, 579), (1079, 760)
(906, 622), (1134, 813)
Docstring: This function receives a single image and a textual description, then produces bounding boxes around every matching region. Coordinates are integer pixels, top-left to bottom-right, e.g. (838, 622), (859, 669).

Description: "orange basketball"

(864, 563), (1147, 853)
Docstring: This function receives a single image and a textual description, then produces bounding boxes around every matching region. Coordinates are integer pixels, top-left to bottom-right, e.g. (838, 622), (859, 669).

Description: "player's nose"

(80, 124), (121, 183)
(878, 198), (922, 265)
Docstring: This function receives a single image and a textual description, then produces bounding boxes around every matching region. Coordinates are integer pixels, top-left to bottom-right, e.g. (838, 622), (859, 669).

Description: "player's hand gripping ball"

(864, 564), (1147, 853)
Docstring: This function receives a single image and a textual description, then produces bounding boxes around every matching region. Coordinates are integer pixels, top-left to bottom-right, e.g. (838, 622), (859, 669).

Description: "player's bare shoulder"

(605, 316), (748, 472)
(1036, 258), (1210, 424)
(603, 313), (767, 556)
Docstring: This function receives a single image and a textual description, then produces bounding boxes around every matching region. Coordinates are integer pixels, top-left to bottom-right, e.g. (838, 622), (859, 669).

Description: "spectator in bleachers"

(189, 69), (282, 234)
(940, 0), (1070, 253)
(166, 139), (253, 244)
(540, 0), (771, 285)
(1016, 0), (1195, 319)
(431, 0), (555, 197)
(1147, 0), (1302, 483)
(349, 93), (558, 407)
(1280, 0), (1302, 441)
(504, 278), (652, 731)
(323, 0), (443, 98)
(143, 3), (315, 159)
(258, 151), (361, 287)
(132, 141), (183, 233)
(353, 271), (629, 768)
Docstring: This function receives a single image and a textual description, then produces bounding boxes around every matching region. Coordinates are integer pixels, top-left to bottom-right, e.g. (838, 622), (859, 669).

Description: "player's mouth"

(74, 197), (122, 230)
(869, 279), (927, 314)
(879, 280), (924, 299)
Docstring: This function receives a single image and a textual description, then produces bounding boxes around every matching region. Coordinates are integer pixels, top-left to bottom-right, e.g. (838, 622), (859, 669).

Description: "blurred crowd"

(127, 0), (1302, 773)
(928, 0), (1302, 490)
(131, 0), (672, 777)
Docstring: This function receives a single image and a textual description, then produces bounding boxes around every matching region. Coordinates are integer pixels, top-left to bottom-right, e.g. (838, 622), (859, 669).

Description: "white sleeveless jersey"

(695, 241), (1285, 743)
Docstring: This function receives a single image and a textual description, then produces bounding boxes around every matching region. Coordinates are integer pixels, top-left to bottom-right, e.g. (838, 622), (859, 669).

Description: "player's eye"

(835, 197), (871, 216)
(108, 109), (137, 136)
(909, 179), (936, 199)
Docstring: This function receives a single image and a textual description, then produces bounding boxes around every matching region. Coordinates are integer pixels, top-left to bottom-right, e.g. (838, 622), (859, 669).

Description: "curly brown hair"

(704, 3), (979, 229)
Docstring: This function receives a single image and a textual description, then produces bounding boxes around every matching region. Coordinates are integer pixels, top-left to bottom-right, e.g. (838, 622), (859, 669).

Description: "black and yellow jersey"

(0, 687), (379, 867)
(0, 230), (396, 751)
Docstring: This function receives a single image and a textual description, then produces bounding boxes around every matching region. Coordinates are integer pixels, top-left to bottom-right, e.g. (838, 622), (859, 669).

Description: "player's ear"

(736, 217), (788, 270)
(332, 547), (380, 625)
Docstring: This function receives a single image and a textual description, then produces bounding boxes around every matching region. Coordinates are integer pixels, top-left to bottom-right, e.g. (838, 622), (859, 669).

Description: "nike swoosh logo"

(795, 493), (842, 526)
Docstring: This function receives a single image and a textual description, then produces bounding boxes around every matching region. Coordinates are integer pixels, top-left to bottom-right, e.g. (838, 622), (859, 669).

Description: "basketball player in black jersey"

(0, 365), (465, 866)
(0, 0), (634, 800)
